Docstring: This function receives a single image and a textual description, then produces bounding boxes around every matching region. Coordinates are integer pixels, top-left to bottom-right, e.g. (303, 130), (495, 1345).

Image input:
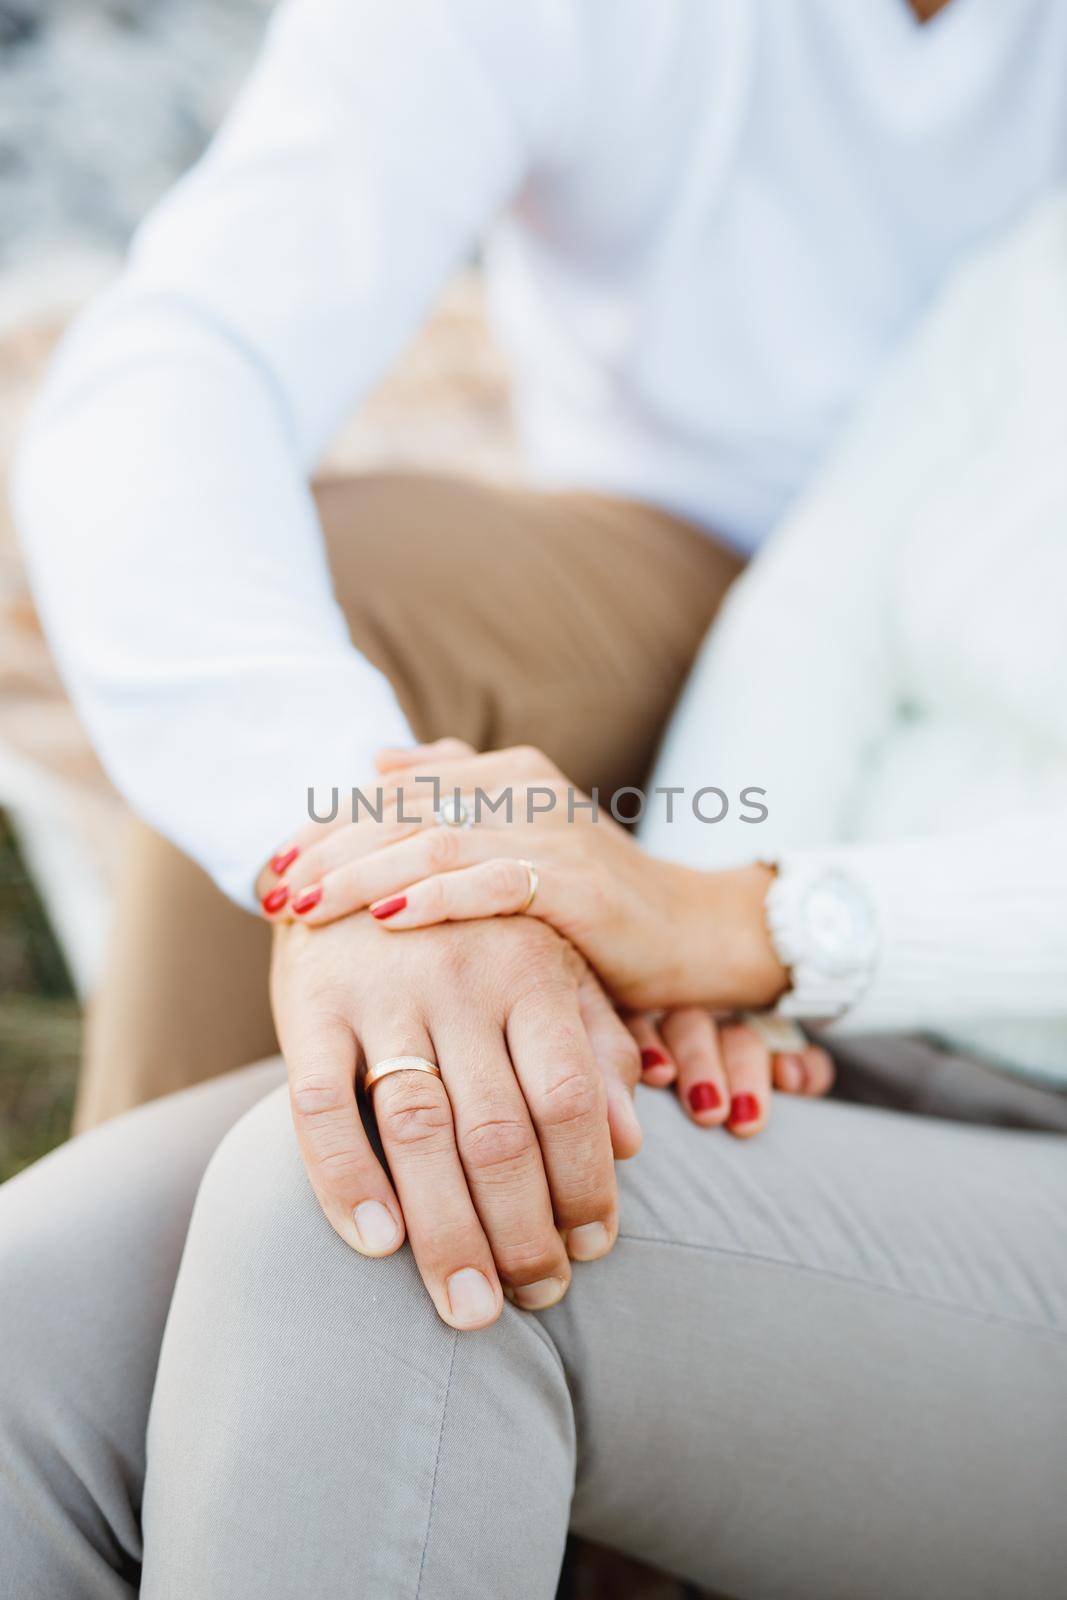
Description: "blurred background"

(0, 0), (517, 1180)
(0, 0), (266, 1178)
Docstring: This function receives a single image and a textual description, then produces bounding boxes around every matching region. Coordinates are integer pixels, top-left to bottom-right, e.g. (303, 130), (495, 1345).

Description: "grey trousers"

(2, 1045), (1066, 1600)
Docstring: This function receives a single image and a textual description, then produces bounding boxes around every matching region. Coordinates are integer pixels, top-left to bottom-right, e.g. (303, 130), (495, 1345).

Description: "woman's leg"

(0, 1060), (283, 1599)
(78, 475), (741, 1127)
(141, 1079), (1067, 1599)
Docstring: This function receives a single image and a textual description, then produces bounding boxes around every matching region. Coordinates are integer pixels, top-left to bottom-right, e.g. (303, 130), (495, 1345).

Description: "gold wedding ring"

(363, 1055), (442, 1093)
(517, 858), (539, 913)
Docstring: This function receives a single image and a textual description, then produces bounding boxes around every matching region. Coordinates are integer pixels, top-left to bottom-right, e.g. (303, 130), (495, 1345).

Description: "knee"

(176, 1086), (449, 1349)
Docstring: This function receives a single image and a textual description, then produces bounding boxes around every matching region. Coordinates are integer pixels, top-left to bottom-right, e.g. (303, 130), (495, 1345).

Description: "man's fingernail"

(640, 1048), (668, 1071)
(261, 885), (288, 914)
(777, 1053), (805, 1092)
(371, 895), (407, 920)
(512, 1277), (568, 1311)
(352, 1200), (400, 1254)
(292, 885), (323, 915)
(447, 1268), (497, 1327)
(728, 1092), (761, 1128)
(566, 1222), (612, 1262)
(270, 846), (299, 876)
(688, 1081), (723, 1115)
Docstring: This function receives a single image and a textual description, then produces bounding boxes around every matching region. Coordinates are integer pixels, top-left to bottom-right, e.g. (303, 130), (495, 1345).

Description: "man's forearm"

(15, 303), (412, 907)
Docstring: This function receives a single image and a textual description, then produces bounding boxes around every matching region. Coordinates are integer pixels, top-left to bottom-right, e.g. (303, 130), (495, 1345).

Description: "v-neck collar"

(824, 0), (1029, 134)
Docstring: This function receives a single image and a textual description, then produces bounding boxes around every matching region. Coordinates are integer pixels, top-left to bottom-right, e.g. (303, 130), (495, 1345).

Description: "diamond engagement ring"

(434, 793), (474, 828)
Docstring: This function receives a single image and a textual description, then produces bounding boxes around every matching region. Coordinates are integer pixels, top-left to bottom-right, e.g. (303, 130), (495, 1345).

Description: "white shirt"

(14, 0), (1067, 917)
(643, 195), (1067, 1083)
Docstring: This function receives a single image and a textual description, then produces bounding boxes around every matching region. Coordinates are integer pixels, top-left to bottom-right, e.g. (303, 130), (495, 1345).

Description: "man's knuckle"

(312, 1144), (369, 1182)
(290, 1073), (349, 1120)
(461, 1115), (534, 1175)
(378, 1094), (454, 1150)
(608, 1034), (642, 1084)
(536, 1068), (603, 1130)
(498, 1237), (563, 1281)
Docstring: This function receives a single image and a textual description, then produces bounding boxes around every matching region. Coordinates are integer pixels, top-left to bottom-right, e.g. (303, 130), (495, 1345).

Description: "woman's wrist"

(676, 863), (789, 1011)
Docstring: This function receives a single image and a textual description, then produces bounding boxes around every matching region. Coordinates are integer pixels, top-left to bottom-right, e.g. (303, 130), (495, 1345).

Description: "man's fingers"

(432, 1022), (573, 1310)
(506, 985), (618, 1263)
(366, 1032), (505, 1331)
(662, 1008), (729, 1126)
(720, 1021), (773, 1137)
(773, 1052), (806, 1093)
(281, 1014), (405, 1257)
(576, 968), (643, 1160)
(801, 1043), (836, 1096)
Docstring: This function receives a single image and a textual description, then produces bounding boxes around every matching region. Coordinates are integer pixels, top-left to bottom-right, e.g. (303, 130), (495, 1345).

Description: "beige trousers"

(77, 475), (742, 1127)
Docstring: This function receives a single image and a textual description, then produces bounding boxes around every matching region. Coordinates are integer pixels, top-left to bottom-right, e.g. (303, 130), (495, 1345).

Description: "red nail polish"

(641, 1048), (668, 1071)
(261, 885), (289, 915)
(270, 846), (299, 876)
(728, 1092), (760, 1127)
(292, 885), (323, 915)
(688, 1082), (722, 1114)
(371, 895), (407, 920)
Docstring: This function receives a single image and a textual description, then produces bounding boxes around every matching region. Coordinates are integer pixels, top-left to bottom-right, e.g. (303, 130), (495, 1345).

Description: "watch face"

(801, 872), (878, 977)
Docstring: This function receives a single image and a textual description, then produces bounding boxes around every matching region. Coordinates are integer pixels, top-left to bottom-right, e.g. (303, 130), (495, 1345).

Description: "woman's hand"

(260, 739), (834, 1138)
(630, 1007), (834, 1137)
(260, 739), (788, 1015)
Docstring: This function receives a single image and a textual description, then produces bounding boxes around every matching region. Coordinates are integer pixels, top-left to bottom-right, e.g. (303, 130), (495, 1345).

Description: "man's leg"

(0, 1061), (283, 1599)
(75, 830), (277, 1130)
(138, 1067), (1066, 1599)
(79, 475), (741, 1125)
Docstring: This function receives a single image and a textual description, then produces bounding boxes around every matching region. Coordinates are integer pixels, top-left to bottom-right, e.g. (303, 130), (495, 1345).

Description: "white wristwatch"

(764, 859), (879, 1021)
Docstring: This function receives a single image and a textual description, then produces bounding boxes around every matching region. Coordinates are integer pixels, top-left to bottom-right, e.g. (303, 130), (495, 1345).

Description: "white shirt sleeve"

(817, 819), (1067, 1032)
(643, 208), (1067, 1035)
(13, 0), (578, 907)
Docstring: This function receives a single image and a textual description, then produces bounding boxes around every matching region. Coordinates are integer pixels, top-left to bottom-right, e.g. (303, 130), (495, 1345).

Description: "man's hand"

(270, 911), (641, 1330)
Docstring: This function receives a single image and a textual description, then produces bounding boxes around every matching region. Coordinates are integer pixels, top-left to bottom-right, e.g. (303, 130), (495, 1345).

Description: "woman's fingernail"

(447, 1268), (497, 1327)
(777, 1053), (805, 1093)
(688, 1081), (723, 1115)
(566, 1222), (612, 1262)
(728, 1092), (761, 1128)
(292, 885), (323, 915)
(371, 895), (407, 920)
(261, 885), (289, 914)
(641, 1048), (668, 1072)
(270, 845), (299, 876)
(511, 1277), (568, 1312)
(352, 1200), (400, 1254)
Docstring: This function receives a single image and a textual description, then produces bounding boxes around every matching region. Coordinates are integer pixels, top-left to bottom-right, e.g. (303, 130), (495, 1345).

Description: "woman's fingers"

(367, 857), (572, 937)
(272, 821), (495, 927)
(364, 1028), (506, 1332)
(661, 1008), (729, 1125)
(575, 968), (643, 1160)
(280, 1013), (406, 1259)
(720, 1022), (773, 1137)
(375, 738), (477, 773)
(626, 1014), (678, 1087)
